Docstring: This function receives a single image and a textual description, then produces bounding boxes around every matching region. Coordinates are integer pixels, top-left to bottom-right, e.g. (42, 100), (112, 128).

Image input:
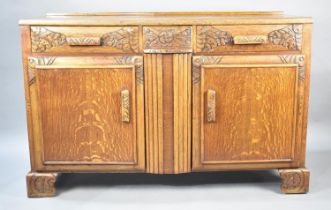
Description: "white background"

(0, 0), (330, 209)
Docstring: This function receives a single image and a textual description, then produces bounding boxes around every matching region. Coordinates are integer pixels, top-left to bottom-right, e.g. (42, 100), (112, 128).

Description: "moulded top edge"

(45, 11), (285, 17)
(18, 16), (313, 26)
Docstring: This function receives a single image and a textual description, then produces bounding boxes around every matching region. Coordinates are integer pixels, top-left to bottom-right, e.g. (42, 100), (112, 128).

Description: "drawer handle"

(233, 35), (267, 45)
(121, 90), (130, 123)
(206, 89), (216, 122)
(66, 37), (101, 46)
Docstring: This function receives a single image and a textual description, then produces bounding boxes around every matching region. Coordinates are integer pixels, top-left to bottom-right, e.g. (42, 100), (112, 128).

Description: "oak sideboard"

(19, 11), (312, 197)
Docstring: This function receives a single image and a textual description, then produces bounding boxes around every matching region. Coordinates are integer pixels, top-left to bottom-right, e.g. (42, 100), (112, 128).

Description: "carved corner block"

(26, 172), (59, 198)
(279, 168), (310, 194)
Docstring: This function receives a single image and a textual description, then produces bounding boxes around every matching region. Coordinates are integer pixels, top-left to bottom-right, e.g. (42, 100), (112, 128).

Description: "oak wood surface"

(202, 65), (296, 161)
(20, 12), (312, 196)
(144, 54), (191, 174)
(196, 24), (303, 53)
(143, 26), (192, 53)
(192, 55), (306, 171)
(19, 12), (312, 26)
(46, 11), (285, 16)
(30, 26), (139, 53)
(279, 168), (310, 193)
(26, 172), (59, 197)
(27, 56), (145, 171)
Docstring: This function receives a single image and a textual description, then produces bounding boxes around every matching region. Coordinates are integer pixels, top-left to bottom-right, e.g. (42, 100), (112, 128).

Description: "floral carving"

(279, 169), (309, 193)
(143, 27), (192, 53)
(101, 28), (139, 52)
(268, 25), (302, 50)
(196, 24), (303, 52)
(197, 26), (233, 52)
(281, 172), (303, 189)
(31, 27), (139, 53)
(27, 173), (58, 197)
(31, 27), (67, 53)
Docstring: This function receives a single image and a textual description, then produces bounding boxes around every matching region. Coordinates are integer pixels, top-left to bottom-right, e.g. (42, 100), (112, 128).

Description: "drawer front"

(30, 26), (140, 53)
(196, 24), (303, 53)
(143, 26), (192, 53)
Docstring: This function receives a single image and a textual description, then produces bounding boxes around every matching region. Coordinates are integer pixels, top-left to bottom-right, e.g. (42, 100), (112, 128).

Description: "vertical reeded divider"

(144, 54), (192, 174)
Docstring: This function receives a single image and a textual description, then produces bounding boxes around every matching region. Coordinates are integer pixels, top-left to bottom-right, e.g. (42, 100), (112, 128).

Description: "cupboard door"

(27, 56), (145, 171)
(192, 55), (306, 171)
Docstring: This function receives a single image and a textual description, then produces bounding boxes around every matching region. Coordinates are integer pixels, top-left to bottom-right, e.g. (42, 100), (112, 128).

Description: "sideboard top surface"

(19, 11), (312, 26)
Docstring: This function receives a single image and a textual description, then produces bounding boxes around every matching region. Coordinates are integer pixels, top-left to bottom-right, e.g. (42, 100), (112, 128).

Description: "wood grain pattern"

(162, 55), (174, 173)
(144, 54), (163, 173)
(203, 65), (296, 161)
(144, 54), (191, 174)
(31, 27), (139, 53)
(192, 55), (306, 171)
(143, 26), (192, 53)
(173, 54), (192, 173)
(20, 12), (312, 195)
(21, 26), (40, 170)
(299, 24), (312, 167)
(26, 172), (59, 197)
(39, 67), (135, 163)
(279, 168), (310, 193)
(28, 56), (145, 170)
(196, 24), (302, 53)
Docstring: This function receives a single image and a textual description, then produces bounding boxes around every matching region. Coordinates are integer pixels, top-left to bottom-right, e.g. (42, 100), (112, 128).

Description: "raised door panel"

(192, 55), (306, 171)
(27, 56), (145, 172)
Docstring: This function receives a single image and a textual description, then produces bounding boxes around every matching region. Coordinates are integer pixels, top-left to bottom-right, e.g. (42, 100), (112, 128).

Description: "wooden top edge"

(45, 11), (284, 17)
(19, 11), (313, 26)
(18, 16), (313, 26)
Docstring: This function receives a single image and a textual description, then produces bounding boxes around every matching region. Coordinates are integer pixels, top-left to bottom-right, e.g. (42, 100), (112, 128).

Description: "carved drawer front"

(196, 24), (303, 53)
(27, 56), (145, 172)
(30, 27), (140, 53)
(143, 26), (192, 53)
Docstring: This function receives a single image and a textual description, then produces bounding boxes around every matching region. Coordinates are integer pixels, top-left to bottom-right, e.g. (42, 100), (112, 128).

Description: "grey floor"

(0, 122), (330, 210)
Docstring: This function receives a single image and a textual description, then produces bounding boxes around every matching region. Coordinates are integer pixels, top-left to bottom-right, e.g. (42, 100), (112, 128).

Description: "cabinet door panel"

(28, 56), (145, 171)
(192, 55), (305, 171)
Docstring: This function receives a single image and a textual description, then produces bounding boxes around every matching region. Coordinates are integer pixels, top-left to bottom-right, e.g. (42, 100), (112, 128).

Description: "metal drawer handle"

(233, 35), (267, 45)
(66, 37), (101, 46)
(206, 89), (216, 122)
(121, 90), (130, 122)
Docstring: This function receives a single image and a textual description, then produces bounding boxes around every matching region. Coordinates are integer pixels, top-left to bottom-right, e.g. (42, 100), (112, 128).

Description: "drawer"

(196, 24), (303, 53)
(30, 26), (140, 53)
